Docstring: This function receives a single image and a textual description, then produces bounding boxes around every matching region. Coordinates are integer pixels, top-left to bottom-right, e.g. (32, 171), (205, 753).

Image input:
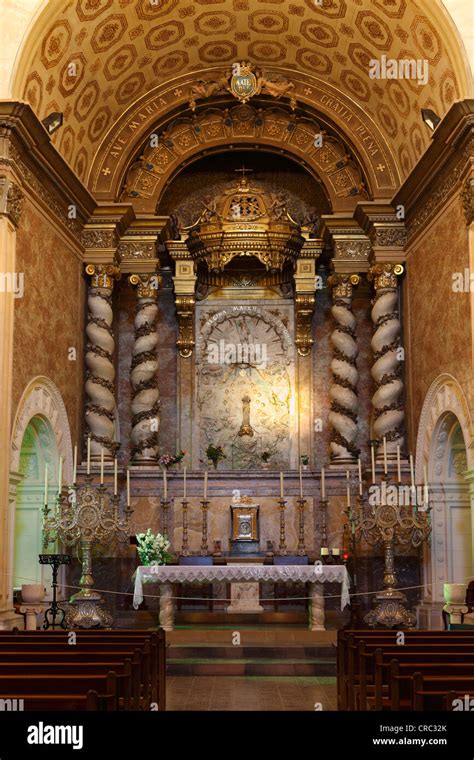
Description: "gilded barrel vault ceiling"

(14, 0), (471, 195)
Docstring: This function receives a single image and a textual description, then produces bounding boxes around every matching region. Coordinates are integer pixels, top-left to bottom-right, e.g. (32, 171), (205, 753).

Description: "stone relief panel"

(194, 301), (296, 470)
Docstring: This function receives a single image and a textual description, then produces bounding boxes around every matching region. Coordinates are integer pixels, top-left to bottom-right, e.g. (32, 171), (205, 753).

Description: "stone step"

(169, 645), (335, 659)
(167, 659), (336, 677)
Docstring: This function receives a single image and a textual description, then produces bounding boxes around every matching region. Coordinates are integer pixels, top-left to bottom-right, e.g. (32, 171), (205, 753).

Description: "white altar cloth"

(132, 564), (351, 630)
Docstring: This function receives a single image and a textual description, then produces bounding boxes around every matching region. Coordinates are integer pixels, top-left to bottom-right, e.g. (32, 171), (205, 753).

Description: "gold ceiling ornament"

(189, 63), (296, 112)
(184, 170), (305, 273)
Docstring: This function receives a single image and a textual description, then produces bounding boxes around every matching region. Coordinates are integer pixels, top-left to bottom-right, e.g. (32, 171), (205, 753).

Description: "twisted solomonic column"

(368, 263), (405, 454)
(328, 274), (360, 461)
(84, 264), (120, 458)
(129, 274), (160, 462)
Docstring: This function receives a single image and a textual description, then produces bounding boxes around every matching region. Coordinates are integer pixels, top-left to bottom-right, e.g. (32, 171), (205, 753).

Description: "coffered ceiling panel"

(15, 0), (470, 189)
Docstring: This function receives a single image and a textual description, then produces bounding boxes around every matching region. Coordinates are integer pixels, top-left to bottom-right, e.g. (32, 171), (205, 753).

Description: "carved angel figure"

(255, 69), (296, 99)
(190, 71), (232, 101)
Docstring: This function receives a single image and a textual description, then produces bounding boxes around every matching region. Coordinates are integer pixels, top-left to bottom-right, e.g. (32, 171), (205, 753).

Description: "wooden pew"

(0, 629), (166, 711)
(338, 630), (474, 712)
(0, 672), (117, 711)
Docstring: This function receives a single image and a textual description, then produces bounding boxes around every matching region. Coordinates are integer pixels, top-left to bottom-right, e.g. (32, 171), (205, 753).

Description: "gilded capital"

(0, 176), (24, 228)
(85, 263), (121, 289)
(368, 263), (403, 290)
(129, 272), (160, 299)
(328, 273), (360, 299)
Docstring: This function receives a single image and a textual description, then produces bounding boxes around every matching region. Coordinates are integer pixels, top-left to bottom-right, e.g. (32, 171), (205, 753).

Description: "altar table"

(133, 564), (350, 631)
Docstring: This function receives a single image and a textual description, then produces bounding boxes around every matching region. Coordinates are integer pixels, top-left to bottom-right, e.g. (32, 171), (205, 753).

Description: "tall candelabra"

(348, 476), (431, 628)
(42, 475), (133, 628)
(297, 498), (306, 556)
(181, 498), (190, 556)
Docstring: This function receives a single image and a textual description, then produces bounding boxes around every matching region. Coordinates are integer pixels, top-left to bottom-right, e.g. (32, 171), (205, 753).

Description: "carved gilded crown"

(184, 170), (305, 273)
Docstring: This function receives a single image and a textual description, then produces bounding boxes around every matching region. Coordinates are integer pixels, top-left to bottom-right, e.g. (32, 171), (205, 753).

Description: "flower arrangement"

(136, 529), (172, 566)
(158, 450), (186, 468)
(206, 444), (226, 469)
(300, 454), (309, 466)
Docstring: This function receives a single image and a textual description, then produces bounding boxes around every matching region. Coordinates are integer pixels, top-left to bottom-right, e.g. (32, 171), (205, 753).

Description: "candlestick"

(409, 454), (415, 489)
(383, 436), (388, 474)
(299, 465), (303, 500)
(114, 458), (118, 496)
(181, 497), (189, 556)
(397, 445), (401, 483)
(58, 456), (63, 494)
(371, 443), (376, 484)
(200, 499), (210, 556)
(163, 467), (167, 500)
(346, 470), (351, 507)
(279, 471), (284, 499)
(126, 469), (130, 506)
(204, 470), (208, 500)
(297, 497), (306, 556)
(358, 457), (362, 496)
(183, 466), (187, 500)
(73, 445), (77, 485)
(86, 435), (91, 475)
(44, 463), (48, 505)
(100, 447), (104, 485)
(278, 497), (287, 556)
(321, 467), (325, 499)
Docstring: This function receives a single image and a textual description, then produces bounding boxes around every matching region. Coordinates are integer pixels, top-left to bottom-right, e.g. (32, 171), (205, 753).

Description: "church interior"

(0, 0), (474, 726)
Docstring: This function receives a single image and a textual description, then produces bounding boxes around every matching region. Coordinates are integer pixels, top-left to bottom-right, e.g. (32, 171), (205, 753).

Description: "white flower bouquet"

(136, 528), (172, 566)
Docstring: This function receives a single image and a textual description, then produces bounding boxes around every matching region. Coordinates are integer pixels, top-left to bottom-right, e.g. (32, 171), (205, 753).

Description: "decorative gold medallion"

(230, 63), (258, 104)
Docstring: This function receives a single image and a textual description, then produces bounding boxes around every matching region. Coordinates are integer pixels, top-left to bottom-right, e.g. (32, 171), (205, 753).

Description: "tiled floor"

(166, 675), (337, 711)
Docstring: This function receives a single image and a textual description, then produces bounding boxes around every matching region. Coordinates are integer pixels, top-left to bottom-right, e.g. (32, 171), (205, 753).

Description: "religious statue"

(238, 395), (254, 437)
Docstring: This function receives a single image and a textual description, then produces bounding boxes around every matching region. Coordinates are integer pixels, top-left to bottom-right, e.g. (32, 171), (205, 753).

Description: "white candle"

(44, 463), (48, 505)
(358, 457), (363, 496)
(299, 465), (303, 500)
(321, 467), (325, 500)
(320, 547), (329, 556)
(114, 458), (118, 496)
(163, 468), (167, 500)
(126, 469), (130, 506)
(183, 466), (187, 500)
(86, 435), (91, 475)
(409, 454), (415, 489)
(383, 436), (388, 474)
(58, 455), (63, 494)
(100, 447), (104, 485)
(346, 471), (351, 507)
(279, 471), (284, 499)
(397, 444), (401, 483)
(331, 548), (340, 556)
(204, 470), (208, 500)
(73, 445), (77, 485)
(371, 443), (376, 484)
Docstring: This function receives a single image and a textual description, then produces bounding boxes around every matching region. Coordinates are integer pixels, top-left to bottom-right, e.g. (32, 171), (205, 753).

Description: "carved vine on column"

(368, 263), (405, 451)
(84, 264), (120, 456)
(327, 274), (360, 460)
(129, 274), (160, 462)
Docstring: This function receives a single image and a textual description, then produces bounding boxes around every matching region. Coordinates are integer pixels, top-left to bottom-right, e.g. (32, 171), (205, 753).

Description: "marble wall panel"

(12, 198), (85, 447)
(404, 197), (473, 450)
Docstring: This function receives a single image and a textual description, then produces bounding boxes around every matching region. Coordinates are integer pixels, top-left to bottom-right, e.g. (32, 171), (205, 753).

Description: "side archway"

(8, 377), (73, 616)
(415, 374), (474, 627)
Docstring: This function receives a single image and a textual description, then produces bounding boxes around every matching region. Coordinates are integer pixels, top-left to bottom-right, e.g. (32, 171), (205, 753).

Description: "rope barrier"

(9, 570), (474, 605)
